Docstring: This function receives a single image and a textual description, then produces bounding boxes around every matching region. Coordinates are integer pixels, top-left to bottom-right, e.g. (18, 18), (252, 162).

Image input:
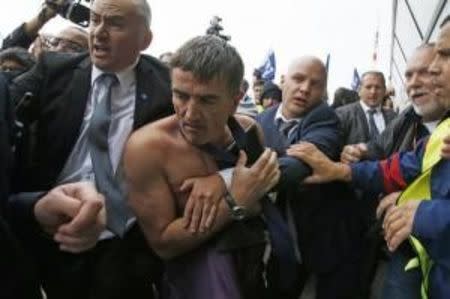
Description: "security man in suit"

(336, 71), (397, 145)
(256, 56), (362, 299)
(8, 0), (173, 298)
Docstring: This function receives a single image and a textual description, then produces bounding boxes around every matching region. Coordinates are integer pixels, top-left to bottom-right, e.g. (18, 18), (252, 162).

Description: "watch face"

(232, 206), (246, 220)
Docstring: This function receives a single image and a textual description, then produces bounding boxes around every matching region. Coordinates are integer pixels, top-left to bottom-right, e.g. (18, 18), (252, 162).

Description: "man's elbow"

(278, 157), (311, 188)
(151, 242), (182, 260)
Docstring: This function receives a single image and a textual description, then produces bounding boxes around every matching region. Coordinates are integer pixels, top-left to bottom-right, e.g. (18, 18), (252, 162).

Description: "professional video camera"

(46, 0), (90, 27)
(206, 16), (231, 42)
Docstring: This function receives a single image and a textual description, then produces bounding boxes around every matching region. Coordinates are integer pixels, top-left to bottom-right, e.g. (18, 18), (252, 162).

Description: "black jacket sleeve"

(1, 23), (36, 50)
(0, 74), (14, 213)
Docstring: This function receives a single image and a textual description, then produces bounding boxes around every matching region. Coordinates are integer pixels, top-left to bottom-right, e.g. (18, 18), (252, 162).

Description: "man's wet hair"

(170, 35), (244, 95)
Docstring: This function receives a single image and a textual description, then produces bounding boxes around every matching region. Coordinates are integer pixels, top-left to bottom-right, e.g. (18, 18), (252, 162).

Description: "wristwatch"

(224, 191), (246, 221)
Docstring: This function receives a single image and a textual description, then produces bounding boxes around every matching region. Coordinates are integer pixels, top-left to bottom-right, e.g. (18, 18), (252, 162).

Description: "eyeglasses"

(49, 37), (86, 53)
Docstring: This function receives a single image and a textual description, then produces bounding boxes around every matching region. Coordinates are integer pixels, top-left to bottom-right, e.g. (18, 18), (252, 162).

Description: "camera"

(206, 16), (231, 42)
(46, 0), (90, 27)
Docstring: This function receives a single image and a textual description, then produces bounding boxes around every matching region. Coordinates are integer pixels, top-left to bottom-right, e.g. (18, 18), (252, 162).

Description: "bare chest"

(164, 146), (219, 212)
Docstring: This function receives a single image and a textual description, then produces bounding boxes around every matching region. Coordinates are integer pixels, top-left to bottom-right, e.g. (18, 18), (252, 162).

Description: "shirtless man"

(124, 35), (280, 299)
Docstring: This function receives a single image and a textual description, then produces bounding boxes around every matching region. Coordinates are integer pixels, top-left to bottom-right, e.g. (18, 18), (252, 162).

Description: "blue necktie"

(89, 73), (129, 237)
(201, 117), (299, 291)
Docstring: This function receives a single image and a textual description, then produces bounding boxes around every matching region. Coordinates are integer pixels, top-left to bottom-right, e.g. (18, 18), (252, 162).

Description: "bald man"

(50, 26), (88, 53)
(256, 56), (362, 299)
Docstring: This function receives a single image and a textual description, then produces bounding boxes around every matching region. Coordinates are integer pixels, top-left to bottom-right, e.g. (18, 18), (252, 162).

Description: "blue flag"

(325, 53), (330, 80)
(351, 68), (361, 91)
(257, 50), (276, 81)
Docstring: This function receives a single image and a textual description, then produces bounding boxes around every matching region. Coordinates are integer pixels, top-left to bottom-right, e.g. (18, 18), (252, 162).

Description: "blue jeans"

(382, 251), (421, 299)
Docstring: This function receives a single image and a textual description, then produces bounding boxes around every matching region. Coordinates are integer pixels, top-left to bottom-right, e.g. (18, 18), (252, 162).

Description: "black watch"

(224, 191), (246, 221)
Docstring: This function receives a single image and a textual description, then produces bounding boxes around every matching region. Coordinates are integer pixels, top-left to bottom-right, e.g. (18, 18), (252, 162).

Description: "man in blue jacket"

(256, 56), (362, 299)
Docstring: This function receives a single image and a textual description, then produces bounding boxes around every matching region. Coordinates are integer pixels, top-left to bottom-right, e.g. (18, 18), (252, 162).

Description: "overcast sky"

(0, 0), (392, 98)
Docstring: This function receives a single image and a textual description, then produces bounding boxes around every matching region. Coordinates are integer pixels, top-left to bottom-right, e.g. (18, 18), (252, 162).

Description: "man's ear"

(140, 29), (153, 51)
(233, 90), (244, 105)
(231, 90), (244, 113)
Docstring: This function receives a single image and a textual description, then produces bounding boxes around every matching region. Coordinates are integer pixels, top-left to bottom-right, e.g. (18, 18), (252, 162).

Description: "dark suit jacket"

(10, 51), (173, 191)
(256, 103), (361, 273)
(5, 52), (173, 299)
(0, 74), (42, 299)
(0, 73), (13, 210)
(336, 101), (397, 145)
(366, 106), (429, 159)
(8, 51), (174, 237)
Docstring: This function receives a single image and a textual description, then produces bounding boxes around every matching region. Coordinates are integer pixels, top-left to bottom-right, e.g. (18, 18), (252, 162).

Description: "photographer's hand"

(24, 0), (65, 38)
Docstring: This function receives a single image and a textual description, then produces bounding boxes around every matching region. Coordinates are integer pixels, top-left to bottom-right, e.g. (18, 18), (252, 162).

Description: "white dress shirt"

(359, 100), (386, 133)
(57, 62), (137, 184)
(423, 120), (439, 134)
(274, 104), (302, 137)
(57, 61), (139, 238)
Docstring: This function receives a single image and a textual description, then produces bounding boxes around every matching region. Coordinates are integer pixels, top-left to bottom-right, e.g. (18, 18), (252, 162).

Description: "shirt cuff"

(218, 167), (234, 189)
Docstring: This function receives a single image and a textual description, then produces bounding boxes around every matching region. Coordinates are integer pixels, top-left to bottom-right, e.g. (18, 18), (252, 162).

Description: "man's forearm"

(151, 201), (233, 260)
(350, 160), (386, 194)
(24, 5), (57, 38)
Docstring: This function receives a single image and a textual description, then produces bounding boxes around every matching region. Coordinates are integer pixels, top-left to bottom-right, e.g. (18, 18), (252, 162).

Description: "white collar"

(91, 58), (139, 88)
(422, 120), (440, 133)
(274, 104), (302, 123)
(359, 100), (382, 114)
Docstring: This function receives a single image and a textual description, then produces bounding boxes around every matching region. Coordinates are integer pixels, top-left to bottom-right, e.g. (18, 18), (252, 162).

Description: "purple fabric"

(161, 243), (241, 299)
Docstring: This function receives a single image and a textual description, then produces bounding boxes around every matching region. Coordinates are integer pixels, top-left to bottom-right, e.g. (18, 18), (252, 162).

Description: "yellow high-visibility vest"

(397, 117), (450, 299)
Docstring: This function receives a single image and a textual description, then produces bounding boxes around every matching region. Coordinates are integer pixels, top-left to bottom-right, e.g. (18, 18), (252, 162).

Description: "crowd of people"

(0, 0), (449, 299)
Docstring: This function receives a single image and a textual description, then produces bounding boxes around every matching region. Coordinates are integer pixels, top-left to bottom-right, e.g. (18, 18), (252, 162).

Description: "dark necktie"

(278, 119), (298, 140)
(367, 108), (380, 139)
(201, 117), (299, 291)
(89, 73), (129, 237)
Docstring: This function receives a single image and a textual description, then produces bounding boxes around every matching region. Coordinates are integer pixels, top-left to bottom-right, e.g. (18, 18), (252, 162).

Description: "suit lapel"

(258, 106), (289, 153)
(133, 56), (174, 130)
(133, 57), (153, 129)
(56, 57), (92, 175)
(381, 109), (394, 125)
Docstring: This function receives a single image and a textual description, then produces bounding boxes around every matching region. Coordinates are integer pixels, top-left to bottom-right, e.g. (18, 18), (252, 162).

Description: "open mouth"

(411, 91), (429, 103)
(93, 44), (110, 56)
(292, 97), (307, 106)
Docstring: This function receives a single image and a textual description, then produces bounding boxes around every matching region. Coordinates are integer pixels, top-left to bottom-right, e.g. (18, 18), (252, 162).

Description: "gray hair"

(170, 35), (244, 95)
(90, 0), (151, 30)
(133, 0), (152, 30)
